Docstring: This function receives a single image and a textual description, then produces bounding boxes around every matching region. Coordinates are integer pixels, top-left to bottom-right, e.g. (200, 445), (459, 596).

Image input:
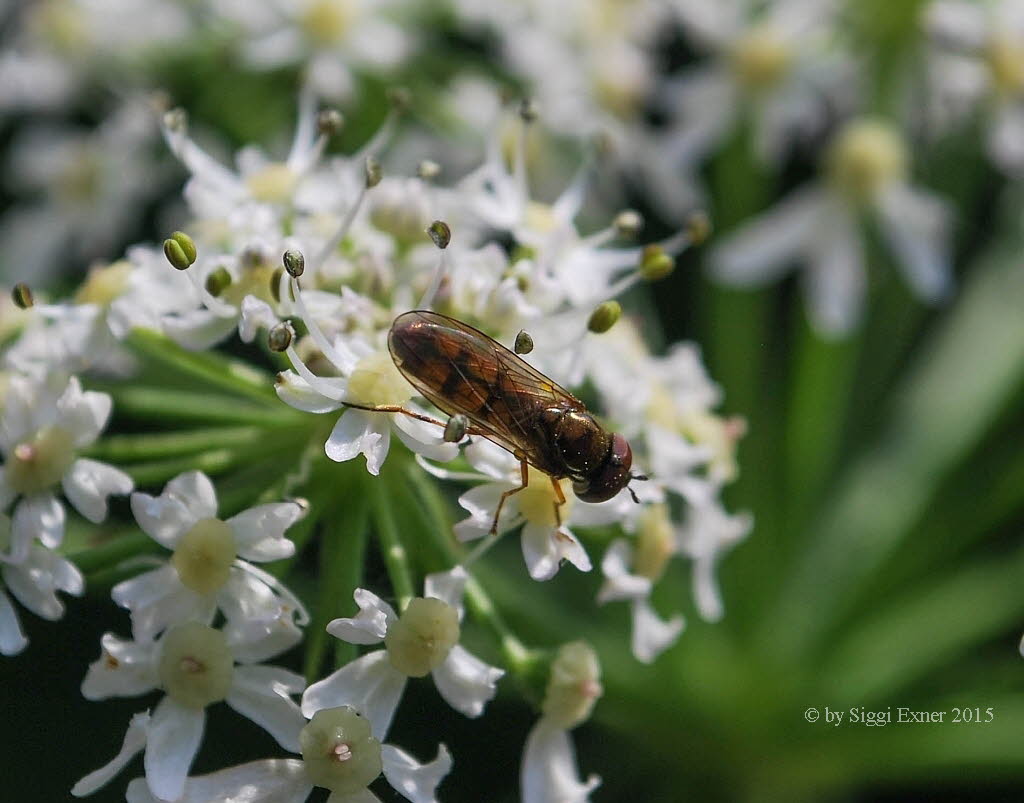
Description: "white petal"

(2, 544), (83, 619)
(392, 412), (460, 462)
(165, 471), (219, 520)
(222, 605), (303, 664)
(163, 308), (239, 350)
(521, 524), (591, 582)
(693, 553), (724, 622)
(325, 587), (395, 644)
(988, 101), (1024, 175)
(7, 493), (65, 561)
(803, 200), (864, 337)
(126, 759), (310, 803)
(711, 187), (824, 285)
(238, 295), (279, 343)
(326, 790), (382, 803)
(57, 377), (112, 447)
(275, 370), (344, 414)
(423, 566), (468, 613)
(381, 742), (453, 803)
(630, 598), (685, 664)
(325, 409), (391, 476)
(596, 540), (651, 604)
(227, 502), (302, 561)
(72, 712), (151, 797)
(130, 493), (193, 549)
(876, 184), (953, 302)
(62, 458), (133, 523)
(432, 645), (504, 717)
(82, 632), (159, 700)
(301, 651), (406, 742)
(457, 483), (519, 533)
(225, 665), (306, 752)
(521, 721), (600, 803)
(144, 697), (205, 802)
(0, 590), (28, 656)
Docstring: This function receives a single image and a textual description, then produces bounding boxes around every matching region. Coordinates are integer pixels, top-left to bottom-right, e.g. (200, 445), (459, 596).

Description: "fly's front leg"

(491, 455), (529, 535)
(550, 476), (566, 529)
(341, 401), (446, 429)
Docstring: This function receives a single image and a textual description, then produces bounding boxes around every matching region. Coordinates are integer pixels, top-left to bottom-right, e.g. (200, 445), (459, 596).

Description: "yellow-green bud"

(11, 282), (34, 309)
(164, 231), (197, 271)
(283, 249), (305, 278)
(364, 156), (382, 188)
(686, 211), (711, 245)
(158, 623), (234, 709)
(639, 245), (675, 281)
(317, 108), (344, 136)
(301, 707), (383, 795)
(204, 266), (232, 297)
(613, 210), (643, 238)
(443, 413), (468, 443)
(171, 518), (236, 595)
(542, 640), (602, 729)
(268, 322), (294, 353)
(587, 300), (621, 334)
(427, 220), (451, 249)
(514, 329), (534, 354)
(384, 597), (460, 677)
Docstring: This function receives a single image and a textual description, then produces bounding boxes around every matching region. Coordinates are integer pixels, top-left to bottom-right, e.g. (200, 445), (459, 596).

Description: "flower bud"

(587, 301), (621, 334)
(427, 220), (451, 249)
(639, 245), (675, 281)
(283, 249), (305, 278)
(542, 641), (603, 729)
(11, 282), (33, 309)
(163, 231), (197, 271)
(444, 414), (468, 443)
(514, 330), (534, 354)
(204, 266), (232, 297)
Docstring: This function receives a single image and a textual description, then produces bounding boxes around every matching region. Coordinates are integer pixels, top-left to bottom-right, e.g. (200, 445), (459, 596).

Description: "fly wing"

(389, 310), (584, 472)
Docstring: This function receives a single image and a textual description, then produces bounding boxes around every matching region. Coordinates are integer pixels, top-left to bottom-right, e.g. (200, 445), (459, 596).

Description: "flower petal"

(325, 587), (395, 645)
(803, 199), (864, 337)
(432, 645), (504, 717)
(596, 540), (651, 604)
(325, 409), (391, 475)
(7, 493), (65, 561)
(125, 759), (310, 803)
(227, 502), (302, 561)
(62, 458), (133, 523)
(81, 632), (159, 700)
(521, 721), (600, 803)
(144, 697), (205, 802)
(225, 665), (306, 752)
(381, 742), (453, 803)
(301, 650), (406, 742)
(392, 412), (460, 462)
(0, 589), (28, 656)
(521, 524), (591, 582)
(57, 376), (112, 447)
(423, 566), (467, 613)
(71, 712), (151, 797)
(630, 598), (685, 664)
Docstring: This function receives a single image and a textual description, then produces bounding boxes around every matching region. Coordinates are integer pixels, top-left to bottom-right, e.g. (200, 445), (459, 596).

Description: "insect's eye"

(572, 433), (633, 503)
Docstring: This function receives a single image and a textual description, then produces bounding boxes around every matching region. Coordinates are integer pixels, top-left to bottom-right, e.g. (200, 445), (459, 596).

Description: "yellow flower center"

(74, 261), (133, 307)
(245, 162), (298, 204)
(826, 119), (907, 204)
(301, 707), (383, 794)
(542, 641), (603, 729)
(384, 597), (461, 677)
(158, 622), (234, 709)
(516, 469), (574, 528)
(171, 518), (236, 594)
(300, 0), (352, 45)
(6, 426), (76, 495)
(634, 504), (675, 582)
(346, 351), (412, 406)
(986, 33), (1024, 95)
(730, 24), (792, 92)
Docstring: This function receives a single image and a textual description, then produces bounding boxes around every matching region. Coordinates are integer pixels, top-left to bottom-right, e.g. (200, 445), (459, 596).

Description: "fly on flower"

(346, 310), (643, 531)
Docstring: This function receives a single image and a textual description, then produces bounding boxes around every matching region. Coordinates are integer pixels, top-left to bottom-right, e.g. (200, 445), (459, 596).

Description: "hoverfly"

(345, 310), (642, 533)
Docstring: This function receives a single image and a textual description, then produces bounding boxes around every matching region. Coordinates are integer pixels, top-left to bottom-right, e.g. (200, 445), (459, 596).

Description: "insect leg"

(490, 456), (529, 535)
(341, 401), (446, 429)
(549, 476), (566, 528)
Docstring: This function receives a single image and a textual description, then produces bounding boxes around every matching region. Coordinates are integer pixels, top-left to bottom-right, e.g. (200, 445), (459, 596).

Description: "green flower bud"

(427, 220), (451, 249)
(587, 300), (621, 334)
(384, 597), (460, 677)
(158, 622), (234, 709)
(639, 245), (675, 281)
(301, 707), (383, 795)
(163, 231), (197, 271)
(171, 518), (236, 595)
(542, 641), (602, 729)
(11, 282), (34, 309)
(514, 330), (534, 354)
(283, 249), (305, 278)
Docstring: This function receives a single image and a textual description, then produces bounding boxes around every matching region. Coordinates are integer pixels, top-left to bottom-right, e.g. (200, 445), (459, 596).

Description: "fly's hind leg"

(490, 455), (529, 535)
(341, 401), (447, 429)
(550, 476), (566, 529)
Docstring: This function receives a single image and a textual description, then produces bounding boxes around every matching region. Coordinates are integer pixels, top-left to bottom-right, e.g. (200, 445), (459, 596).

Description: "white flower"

(0, 516), (84, 656)
(302, 567), (504, 737)
(72, 620), (306, 801)
(0, 373), (133, 564)
(521, 641), (603, 803)
(120, 704), (452, 803)
(711, 118), (953, 336)
(678, 495), (753, 623)
(112, 470), (307, 641)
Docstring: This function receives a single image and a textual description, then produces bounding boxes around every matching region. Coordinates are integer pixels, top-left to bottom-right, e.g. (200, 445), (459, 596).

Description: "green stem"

(81, 425), (294, 463)
(371, 474), (415, 611)
(68, 532), (160, 574)
(97, 385), (301, 428)
(125, 328), (279, 405)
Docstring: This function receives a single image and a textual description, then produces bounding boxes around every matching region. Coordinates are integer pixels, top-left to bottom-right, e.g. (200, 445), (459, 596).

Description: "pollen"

(346, 351), (413, 406)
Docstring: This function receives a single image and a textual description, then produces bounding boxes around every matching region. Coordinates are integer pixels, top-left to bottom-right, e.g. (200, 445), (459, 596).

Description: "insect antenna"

(627, 472), (648, 504)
